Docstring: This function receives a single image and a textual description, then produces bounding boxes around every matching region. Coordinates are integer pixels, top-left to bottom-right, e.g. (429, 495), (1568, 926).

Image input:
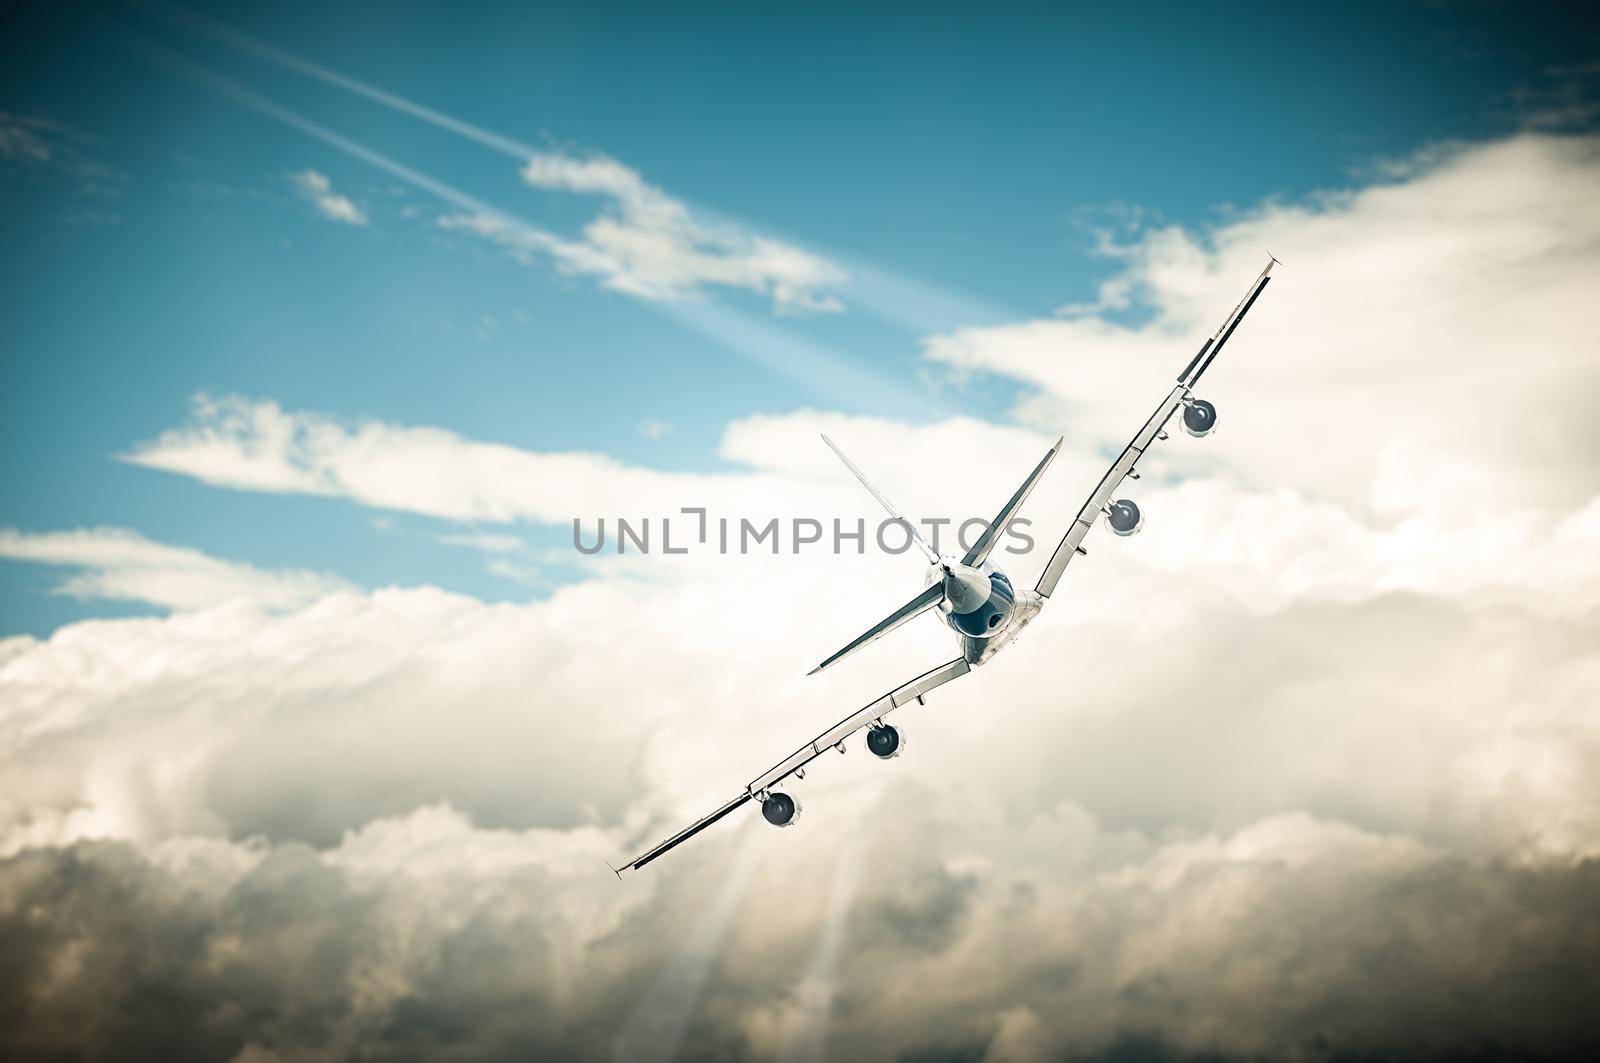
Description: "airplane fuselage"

(926, 555), (1044, 666)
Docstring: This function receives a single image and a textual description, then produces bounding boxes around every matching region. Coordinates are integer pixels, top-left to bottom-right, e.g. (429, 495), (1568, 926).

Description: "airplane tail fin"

(821, 435), (938, 563)
(809, 435), (1064, 675)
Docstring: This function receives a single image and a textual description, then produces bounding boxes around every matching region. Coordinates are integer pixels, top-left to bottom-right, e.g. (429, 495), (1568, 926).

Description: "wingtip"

(807, 664), (824, 676)
(606, 860), (625, 881)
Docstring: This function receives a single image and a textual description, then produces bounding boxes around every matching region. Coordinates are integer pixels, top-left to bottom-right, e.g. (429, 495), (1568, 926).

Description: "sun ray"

(776, 842), (863, 1063)
(613, 826), (765, 1063)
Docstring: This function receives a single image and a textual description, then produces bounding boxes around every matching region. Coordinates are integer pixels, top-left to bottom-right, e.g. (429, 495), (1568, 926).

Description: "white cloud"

(434, 532), (571, 587)
(118, 391), (1600, 620)
(0, 526), (350, 612)
(438, 151), (847, 312)
(435, 531), (527, 554)
(1, 577), (1597, 1057)
(637, 418), (673, 441)
(132, 136), (1600, 576)
(924, 133), (1600, 514)
(291, 167), (367, 225)
(119, 393), (789, 525)
(0, 112), (125, 215)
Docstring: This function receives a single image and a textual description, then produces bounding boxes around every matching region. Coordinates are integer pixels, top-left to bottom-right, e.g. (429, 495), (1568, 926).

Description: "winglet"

(606, 860), (624, 881)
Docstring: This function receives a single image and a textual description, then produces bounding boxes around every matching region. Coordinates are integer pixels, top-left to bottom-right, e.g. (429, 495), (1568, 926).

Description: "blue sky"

(2, 0), (1596, 635)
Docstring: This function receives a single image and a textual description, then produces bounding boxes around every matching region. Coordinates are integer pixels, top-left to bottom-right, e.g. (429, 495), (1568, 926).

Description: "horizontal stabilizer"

(960, 437), (1063, 567)
(809, 583), (943, 675)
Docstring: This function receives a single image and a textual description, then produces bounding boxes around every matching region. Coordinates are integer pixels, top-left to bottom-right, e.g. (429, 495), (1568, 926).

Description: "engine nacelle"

(866, 723), (906, 760)
(1182, 398), (1217, 437)
(761, 791), (801, 828)
(1107, 498), (1142, 536)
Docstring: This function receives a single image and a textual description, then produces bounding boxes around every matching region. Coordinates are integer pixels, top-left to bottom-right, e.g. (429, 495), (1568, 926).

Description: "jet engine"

(1106, 498), (1142, 536)
(1182, 398), (1217, 437)
(866, 723), (906, 760)
(761, 791), (801, 828)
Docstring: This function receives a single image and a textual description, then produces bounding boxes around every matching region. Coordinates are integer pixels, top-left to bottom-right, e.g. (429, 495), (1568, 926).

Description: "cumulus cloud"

(291, 167), (367, 225)
(439, 151), (847, 312)
(924, 133), (1600, 513)
(8, 131), (1600, 1058)
(0, 526), (349, 612)
(118, 392), (795, 525)
(1, 509), (1598, 1058)
(3, 803), (1598, 1060)
(117, 390), (1600, 620)
(117, 394), (1046, 547)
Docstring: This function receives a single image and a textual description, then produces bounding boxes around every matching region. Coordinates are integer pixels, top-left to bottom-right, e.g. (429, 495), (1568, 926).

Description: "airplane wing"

(1036, 257), (1276, 597)
(618, 657), (970, 872)
(808, 583), (945, 675)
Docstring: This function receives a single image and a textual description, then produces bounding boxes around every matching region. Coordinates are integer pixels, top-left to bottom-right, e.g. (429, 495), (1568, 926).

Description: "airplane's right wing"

(618, 656), (970, 872)
(1036, 258), (1276, 597)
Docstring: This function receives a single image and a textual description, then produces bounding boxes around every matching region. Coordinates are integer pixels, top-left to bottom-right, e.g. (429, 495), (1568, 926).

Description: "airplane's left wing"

(619, 657), (970, 872)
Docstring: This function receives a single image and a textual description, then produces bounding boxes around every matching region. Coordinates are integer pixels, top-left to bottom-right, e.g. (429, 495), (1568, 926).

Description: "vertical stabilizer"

(821, 434), (938, 563)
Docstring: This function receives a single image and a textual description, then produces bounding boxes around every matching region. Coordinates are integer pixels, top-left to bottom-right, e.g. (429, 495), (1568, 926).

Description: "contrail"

(659, 299), (952, 418)
(131, 42), (935, 415)
(144, 4), (1001, 353)
(130, 22), (957, 415)
(129, 37), (556, 244)
(143, 3), (1011, 350)
(142, 2), (539, 160)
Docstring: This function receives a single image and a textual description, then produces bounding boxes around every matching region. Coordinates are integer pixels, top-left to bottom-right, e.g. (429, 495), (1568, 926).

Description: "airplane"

(617, 258), (1277, 873)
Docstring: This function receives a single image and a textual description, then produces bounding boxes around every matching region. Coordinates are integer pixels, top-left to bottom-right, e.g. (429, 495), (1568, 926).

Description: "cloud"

(0, 517), (1597, 1055)
(0, 113), (53, 163)
(923, 133), (1600, 514)
(0, 526), (349, 612)
(3, 807), (1598, 1060)
(141, 14), (843, 315)
(118, 390), (1600, 620)
(118, 395), (1012, 538)
(118, 392), (798, 526)
(291, 168), (367, 225)
(439, 151), (847, 312)
(435, 531), (562, 586)
(637, 418), (673, 441)
(435, 531), (527, 554)
(0, 112), (126, 219)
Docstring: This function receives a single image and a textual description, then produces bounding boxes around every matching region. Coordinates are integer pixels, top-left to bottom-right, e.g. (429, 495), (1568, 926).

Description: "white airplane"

(618, 259), (1277, 872)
